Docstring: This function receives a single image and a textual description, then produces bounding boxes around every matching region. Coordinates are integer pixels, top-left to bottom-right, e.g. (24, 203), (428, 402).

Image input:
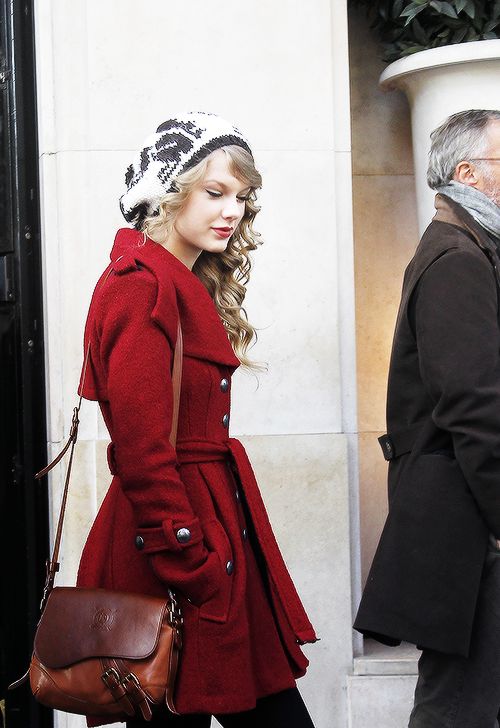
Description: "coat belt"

(176, 439), (231, 465)
(106, 439), (234, 475)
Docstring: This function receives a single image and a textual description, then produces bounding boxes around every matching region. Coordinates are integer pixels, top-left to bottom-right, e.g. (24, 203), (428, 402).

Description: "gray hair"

(427, 109), (500, 189)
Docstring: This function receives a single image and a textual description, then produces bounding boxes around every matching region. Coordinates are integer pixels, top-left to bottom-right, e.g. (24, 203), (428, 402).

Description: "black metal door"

(0, 0), (51, 726)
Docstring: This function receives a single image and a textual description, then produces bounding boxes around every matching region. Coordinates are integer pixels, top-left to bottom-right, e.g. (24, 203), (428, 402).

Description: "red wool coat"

(77, 229), (316, 722)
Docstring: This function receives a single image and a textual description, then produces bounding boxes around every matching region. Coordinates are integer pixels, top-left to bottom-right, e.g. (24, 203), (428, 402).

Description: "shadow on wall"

(348, 4), (419, 585)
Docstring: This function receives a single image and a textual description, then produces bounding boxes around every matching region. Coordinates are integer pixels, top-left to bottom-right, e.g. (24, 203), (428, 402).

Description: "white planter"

(379, 40), (500, 234)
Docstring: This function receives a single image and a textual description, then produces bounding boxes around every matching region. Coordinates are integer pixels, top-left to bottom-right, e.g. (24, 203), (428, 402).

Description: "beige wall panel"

(348, 6), (414, 177)
(358, 432), (388, 584)
(353, 174), (418, 434)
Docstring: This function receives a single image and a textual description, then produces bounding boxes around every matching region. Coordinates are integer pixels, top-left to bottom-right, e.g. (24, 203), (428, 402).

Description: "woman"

(77, 112), (317, 727)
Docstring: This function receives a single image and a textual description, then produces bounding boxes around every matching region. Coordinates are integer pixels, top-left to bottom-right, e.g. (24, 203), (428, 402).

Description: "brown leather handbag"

(9, 279), (184, 722)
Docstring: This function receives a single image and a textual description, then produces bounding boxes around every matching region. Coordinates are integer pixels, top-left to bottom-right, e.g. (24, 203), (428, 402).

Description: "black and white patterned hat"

(119, 111), (253, 229)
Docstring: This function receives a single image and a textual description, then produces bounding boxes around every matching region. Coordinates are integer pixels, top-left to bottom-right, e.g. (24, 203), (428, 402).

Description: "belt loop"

(378, 420), (426, 462)
(378, 434), (395, 461)
(107, 442), (118, 475)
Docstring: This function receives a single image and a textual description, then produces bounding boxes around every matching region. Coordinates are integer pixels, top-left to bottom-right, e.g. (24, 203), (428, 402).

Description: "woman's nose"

(222, 198), (240, 220)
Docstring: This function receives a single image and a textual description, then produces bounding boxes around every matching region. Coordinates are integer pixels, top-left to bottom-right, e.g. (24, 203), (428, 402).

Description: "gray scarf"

(436, 181), (500, 241)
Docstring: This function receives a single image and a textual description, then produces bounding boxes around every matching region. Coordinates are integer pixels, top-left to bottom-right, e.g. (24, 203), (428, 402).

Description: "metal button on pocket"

(176, 528), (191, 544)
(220, 378), (229, 393)
(222, 414), (229, 428)
(226, 560), (234, 575)
(135, 535), (145, 551)
(242, 528), (248, 541)
(235, 489), (240, 502)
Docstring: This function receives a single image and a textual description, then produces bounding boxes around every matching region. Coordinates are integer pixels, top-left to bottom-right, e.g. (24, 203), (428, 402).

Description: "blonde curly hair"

(142, 145), (263, 369)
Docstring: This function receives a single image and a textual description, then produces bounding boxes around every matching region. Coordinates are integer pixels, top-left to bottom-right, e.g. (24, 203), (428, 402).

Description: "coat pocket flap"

(34, 587), (168, 668)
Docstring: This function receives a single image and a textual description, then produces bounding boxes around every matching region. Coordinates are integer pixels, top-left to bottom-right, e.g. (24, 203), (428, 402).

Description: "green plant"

(352, 0), (500, 62)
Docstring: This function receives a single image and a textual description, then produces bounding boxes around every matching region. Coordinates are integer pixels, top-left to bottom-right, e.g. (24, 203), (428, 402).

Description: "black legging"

(126, 687), (315, 728)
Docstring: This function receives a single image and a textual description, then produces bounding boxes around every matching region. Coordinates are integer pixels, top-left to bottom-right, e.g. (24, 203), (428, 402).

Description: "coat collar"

(110, 228), (240, 369)
(394, 195), (500, 334)
(433, 193), (499, 258)
(407, 193), (500, 286)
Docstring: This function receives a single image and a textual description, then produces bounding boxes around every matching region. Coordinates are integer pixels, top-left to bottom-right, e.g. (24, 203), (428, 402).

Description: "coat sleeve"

(414, 248), (500, 536)
(96, 268), (222, 605)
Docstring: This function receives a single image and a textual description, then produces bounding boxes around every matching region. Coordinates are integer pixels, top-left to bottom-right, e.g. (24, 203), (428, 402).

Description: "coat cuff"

(135, 517), (204, 554)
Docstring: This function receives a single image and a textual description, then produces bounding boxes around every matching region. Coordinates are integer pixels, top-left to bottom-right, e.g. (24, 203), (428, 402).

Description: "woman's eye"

(206, 189), (222, 198)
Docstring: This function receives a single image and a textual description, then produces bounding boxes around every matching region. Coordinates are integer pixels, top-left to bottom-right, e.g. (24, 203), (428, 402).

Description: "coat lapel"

(110, 229), (240, 369)
(395, 194), (500, 331)
(434, 194), (499, 255)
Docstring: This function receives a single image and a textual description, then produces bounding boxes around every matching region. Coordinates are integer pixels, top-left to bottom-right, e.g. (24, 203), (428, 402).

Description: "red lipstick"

(212, 227), (233, 239)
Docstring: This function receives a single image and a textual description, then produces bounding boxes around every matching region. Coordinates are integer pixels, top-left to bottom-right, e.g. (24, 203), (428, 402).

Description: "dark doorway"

(0, 0), (52, 726)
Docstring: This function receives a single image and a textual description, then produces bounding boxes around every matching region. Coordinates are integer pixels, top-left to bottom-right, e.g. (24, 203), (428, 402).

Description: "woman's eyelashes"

(205, 189), (250, 202)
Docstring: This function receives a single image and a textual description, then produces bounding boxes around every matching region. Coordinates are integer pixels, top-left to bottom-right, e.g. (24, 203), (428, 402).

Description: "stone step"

(348, 642), (418, 728)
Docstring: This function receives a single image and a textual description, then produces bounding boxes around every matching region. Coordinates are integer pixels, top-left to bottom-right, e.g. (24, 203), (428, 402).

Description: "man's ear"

(454, 160), (480, 187)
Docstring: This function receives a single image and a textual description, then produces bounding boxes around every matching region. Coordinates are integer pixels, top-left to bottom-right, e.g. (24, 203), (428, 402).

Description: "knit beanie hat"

(119, 111), (253, 229)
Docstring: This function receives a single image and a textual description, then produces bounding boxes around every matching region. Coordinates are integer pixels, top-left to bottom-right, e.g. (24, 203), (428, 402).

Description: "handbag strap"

(38, 265), (184, 612)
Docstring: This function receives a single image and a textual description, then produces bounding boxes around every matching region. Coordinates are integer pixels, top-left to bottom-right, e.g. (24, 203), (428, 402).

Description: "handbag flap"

(34, 587), (169, 668)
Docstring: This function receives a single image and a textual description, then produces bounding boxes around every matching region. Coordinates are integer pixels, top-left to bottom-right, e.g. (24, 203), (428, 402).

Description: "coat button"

(135, 535), (145, 551)
(220, 378), (229, 393)
(222, 413), (229, 428)
(235, 489), (240, 502)
(226, 560), (234, 575)
(242, 528), (248, 541)
(176, 528), (191, 544)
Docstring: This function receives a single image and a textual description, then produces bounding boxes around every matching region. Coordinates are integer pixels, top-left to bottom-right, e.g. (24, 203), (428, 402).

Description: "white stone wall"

(34, 2), (357, 726)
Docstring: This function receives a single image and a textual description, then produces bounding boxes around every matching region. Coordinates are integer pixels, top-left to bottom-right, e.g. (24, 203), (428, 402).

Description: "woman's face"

(166, 149), (251, 269)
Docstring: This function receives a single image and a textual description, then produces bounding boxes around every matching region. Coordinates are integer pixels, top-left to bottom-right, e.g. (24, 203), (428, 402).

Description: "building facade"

(17, 1), (421, 726)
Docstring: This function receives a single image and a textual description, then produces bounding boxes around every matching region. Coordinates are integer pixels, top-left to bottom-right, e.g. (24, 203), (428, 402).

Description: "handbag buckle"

(121, 671), (140, 691)
(101, 666), (121, 690)
(101, 665), (136, 717)
(121, 671), (152, 721)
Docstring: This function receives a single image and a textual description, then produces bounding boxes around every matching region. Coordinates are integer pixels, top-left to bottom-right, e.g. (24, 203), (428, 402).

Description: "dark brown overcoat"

(354, 194), (500, 657)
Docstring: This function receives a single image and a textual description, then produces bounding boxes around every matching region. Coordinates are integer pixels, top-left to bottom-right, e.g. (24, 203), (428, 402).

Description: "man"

(354, 109), (500, 727)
